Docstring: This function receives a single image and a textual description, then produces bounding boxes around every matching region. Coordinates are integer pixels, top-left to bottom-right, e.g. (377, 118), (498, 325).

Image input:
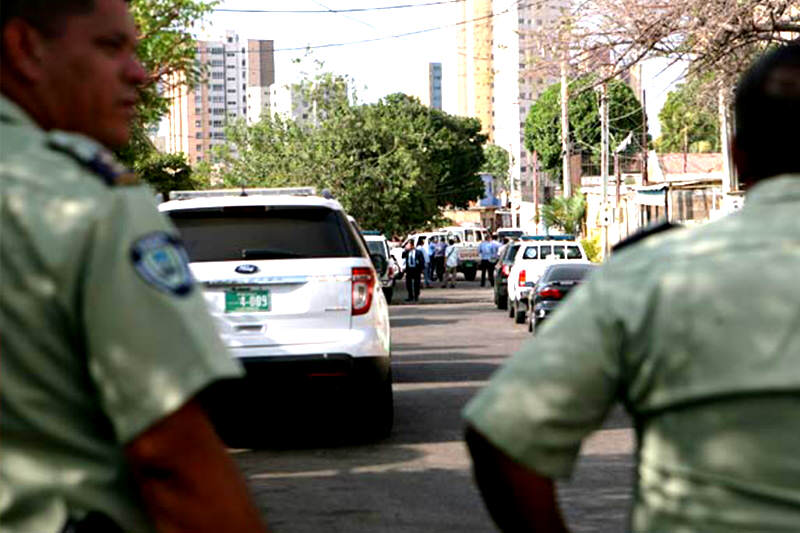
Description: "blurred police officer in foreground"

(464, 44), (800, 532)
(0, 1), (268, 532)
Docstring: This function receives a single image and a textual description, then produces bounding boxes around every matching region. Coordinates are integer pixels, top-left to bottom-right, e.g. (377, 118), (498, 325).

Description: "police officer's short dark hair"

(734, 44), (800, 182)
(1, 0), (126, 36)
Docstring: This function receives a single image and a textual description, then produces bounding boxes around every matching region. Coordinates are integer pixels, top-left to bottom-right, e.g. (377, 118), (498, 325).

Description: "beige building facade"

(457, 0), (495, 142)
(164, 31), (274, 164)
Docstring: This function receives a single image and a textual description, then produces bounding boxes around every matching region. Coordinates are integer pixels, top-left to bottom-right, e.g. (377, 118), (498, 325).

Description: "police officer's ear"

(1, 18), (50, 83)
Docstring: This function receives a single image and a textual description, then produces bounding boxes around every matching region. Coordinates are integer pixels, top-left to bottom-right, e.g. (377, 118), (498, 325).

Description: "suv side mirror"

(370, 253), (388, 277)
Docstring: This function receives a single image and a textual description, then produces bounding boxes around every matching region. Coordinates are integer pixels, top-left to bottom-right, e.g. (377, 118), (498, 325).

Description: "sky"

(202, 0), (686, 137)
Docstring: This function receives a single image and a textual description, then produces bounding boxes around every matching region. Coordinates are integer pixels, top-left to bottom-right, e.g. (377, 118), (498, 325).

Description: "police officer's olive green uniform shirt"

(0, 95), (243, 533)
(465, 175), (800, 532)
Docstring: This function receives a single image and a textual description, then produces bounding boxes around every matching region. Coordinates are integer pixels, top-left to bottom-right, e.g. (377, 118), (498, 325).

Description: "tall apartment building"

(164, 31), (274, 164)
(457, 0), (494, 142)
(428, 62), (443, 110)
(458, 1), (568, 195)
(270, 76), (349, 126)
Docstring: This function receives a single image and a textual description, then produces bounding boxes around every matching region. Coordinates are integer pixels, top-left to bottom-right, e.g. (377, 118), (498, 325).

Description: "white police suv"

(159, 188), (393, 439)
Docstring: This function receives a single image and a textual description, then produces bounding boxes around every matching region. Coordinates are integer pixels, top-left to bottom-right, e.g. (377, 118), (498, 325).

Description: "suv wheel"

(508, 297), (515, 318)
(515, 305), (526, 324)
(383, 287), (394, 304)
(359, 371), (394, 441)
(497, 290), (507, 310)
(464, 268), (477, 282)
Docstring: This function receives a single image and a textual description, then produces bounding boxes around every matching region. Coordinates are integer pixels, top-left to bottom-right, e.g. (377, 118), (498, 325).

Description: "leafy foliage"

(540, 193), (586, 236)
(581, 235), (601, 263)
(480, 145), (511, 191)
(211, 90), (487, 237)
(524, 77), (644, 178)
(135, 152), (197, 200)
(655, 81), (720, 153)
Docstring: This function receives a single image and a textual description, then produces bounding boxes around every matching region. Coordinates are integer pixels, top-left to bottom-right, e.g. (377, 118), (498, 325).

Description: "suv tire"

(359, 371), (394, 441)
(383, 287), (394, 305)
(515, 306), (526, 324)
(508, 297), (515, 318)
(497, 291), (507, 310)
(464, 268), (477, 282)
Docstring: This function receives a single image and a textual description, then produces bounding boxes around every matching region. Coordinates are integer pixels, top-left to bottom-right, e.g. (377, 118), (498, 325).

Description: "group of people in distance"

(401, 235), (460, 301)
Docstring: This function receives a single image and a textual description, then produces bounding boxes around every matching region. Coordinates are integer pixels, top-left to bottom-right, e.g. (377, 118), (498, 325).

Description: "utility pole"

(533, 150), (539, 234)
(719, 87), (736, 196)
(600, 81), (610, 259)
(560, 55), (571, 198)
(641, 89), (648, 186)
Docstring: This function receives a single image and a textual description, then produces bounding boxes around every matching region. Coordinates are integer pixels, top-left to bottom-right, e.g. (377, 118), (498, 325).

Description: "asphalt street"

(233, 281), (635, 532)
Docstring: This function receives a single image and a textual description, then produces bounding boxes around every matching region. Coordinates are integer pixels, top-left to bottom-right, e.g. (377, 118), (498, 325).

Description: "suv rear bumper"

(238, 354), (390, 383)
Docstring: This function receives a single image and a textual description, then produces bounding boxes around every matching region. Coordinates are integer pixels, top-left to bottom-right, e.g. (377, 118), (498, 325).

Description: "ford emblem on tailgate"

(235, 264), (259, 274)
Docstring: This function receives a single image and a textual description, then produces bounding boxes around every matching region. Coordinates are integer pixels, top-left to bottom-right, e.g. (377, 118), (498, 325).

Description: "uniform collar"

(745, 175), (800, 206)
(0, 93), (40, 129)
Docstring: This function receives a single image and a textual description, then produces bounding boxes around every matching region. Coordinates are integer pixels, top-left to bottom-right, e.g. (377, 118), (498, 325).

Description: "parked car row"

(159, 189), (394, 442)
(491, 234), (598, 333)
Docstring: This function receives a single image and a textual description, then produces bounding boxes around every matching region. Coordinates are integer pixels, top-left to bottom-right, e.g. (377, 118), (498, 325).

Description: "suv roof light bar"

(520, 235), (576, 241)
(168, 187), (317, 201)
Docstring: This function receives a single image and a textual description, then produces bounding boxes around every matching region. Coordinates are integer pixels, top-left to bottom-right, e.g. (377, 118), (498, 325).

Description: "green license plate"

(225, 289), (271, 313)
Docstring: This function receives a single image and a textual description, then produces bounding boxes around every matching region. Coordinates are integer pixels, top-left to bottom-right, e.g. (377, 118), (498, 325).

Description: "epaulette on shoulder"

(47, 131), (139, 187)
(612, 221), (682, 254)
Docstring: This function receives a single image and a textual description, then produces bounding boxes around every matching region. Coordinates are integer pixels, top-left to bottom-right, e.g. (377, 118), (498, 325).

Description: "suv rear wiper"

(241, 248), (307, 260)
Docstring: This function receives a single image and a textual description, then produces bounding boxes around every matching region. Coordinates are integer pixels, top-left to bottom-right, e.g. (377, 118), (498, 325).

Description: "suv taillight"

(352, 267), (375, 316)
(502, 264), (510, 276)
(538, 287), (563, 299)
(518, 269), (526, 286)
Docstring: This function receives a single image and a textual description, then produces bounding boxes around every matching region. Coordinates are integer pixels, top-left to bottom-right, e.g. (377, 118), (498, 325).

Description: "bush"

(581, 236), (602, 263)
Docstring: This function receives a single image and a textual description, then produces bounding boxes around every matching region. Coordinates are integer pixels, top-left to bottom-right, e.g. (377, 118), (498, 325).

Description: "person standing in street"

(0, 2), (269, 532)
(403, 240), (424, 302)
(464, 44), (800, 533)
(428, 236), (439, 282)
(442, 238), (459, 288)
(434, 236), (447, 282)
(478, 233), (496, 287)
(417, 236), (432, 288)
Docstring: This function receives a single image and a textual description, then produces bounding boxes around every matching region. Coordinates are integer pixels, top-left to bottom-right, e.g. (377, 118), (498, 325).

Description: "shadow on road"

(390, 316), (460, 328)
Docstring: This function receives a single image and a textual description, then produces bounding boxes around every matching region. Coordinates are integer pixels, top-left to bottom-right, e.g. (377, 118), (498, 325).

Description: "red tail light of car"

(538, 287), (563, 299)
(518, 269), (526, 286)
(502, 264), (510, 276)
(352, 267), (376, 316)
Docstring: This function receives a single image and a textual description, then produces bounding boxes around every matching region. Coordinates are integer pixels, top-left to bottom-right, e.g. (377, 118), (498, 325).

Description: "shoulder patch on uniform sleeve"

(47, 130), (139, 187)
(130, 232), (194, 296)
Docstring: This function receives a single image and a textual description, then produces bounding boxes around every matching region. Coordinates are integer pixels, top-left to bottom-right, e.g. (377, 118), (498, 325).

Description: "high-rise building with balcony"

(457, 0), (495, 142)
(164, 31), (274, 164)
(428, 62), (443, 110)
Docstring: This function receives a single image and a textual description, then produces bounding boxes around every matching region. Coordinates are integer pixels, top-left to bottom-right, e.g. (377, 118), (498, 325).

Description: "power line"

(213, 0), (463, 14)
(268, 0), (533, 53)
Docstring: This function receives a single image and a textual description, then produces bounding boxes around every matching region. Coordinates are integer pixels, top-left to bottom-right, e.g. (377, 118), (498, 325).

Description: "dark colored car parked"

(528, 263), (598, 333)
(493, 242), (521, 310)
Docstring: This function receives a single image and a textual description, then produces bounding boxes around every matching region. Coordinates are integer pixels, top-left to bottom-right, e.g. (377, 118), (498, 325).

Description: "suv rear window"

(366, 240), (387, 258)
(169, 205), (365, 262)
(542, 265), (595, 282)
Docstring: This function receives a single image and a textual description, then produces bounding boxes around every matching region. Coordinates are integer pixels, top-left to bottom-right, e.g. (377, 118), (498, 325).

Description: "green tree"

(480, 144), (511, 191)
(213, 90), (486, 237)
(655, 81), (720, 153)
(135, 152), (196, 200)
(540, 193), (586, 236)
(524, 77), (644, 178)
